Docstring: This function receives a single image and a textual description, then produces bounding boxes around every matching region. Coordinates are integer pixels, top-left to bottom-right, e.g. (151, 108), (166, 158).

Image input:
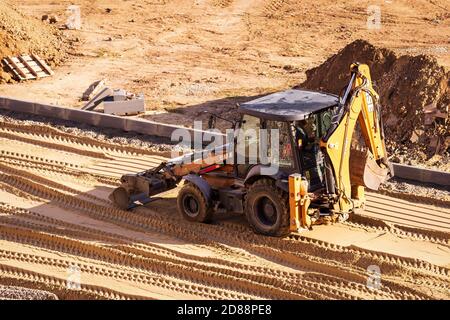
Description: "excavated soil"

(300, 40), (449, 171)
(0, 1), (69, 83)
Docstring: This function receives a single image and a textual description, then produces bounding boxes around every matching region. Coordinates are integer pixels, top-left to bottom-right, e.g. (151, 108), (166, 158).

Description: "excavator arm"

(320, 63), (392, 213)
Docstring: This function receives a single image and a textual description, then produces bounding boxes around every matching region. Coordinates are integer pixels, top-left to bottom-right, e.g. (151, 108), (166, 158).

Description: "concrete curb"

(391, 163), (449, 187)
(0, 96), (448, 187)
(0, 96), (219, 140)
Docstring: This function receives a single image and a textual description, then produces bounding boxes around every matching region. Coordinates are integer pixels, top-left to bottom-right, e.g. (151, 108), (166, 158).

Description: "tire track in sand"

(0, 122), (164, 158)
(0, 168), (442, 298)
(0, 131), (112, 160)
(0, 170), (387, 299)
(0, 203), (395, 300)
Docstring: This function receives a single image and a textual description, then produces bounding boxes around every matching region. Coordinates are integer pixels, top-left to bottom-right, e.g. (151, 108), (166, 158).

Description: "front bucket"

(109, 187), (131, 210)
(350, 149), (390, 190)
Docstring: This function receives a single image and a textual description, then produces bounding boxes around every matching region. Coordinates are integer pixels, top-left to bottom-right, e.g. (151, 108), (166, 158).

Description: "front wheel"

(177, 183), (213, 223)
(244, 179), (290, 237)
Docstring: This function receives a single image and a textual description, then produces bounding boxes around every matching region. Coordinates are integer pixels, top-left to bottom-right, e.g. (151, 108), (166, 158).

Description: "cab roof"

(239, 89), (338, 121)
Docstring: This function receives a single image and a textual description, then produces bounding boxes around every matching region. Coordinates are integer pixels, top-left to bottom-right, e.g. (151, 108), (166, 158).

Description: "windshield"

(292, 108), (336, 190)
(294, 108), (335, 147)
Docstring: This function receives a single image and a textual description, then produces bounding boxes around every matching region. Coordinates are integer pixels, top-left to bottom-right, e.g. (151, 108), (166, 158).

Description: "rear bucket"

(350, 149), (390, 190)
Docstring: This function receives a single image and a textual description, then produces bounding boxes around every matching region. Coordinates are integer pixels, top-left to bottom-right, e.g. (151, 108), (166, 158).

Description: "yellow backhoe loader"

(110, 63), (392, 236)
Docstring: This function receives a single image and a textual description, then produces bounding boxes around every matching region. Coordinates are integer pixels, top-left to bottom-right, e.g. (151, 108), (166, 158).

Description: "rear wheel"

(177, 183), (213, 223)
(244, 179), (290, 237)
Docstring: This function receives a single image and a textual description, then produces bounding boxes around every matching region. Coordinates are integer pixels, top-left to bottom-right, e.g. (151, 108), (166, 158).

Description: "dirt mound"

(300, 40), (449, 169)
(0, 1), (68, 83)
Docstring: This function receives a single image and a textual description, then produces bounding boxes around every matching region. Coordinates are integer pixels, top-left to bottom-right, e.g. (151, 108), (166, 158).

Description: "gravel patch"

(0, 285), (58, 300)
(0, 110), (187, 154)
(380, 177), (449, 207)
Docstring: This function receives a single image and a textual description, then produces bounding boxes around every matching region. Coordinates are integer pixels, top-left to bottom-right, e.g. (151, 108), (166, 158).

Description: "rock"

(0, 71), (12, 83)
(49, 15), (59, 24)
(410, 131), (420, 143)
(41, 14), (49, 22)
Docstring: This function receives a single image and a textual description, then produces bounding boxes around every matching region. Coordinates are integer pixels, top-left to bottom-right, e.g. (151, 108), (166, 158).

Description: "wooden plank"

(10, 57), (37, 80)
(18, 56), (38, 78)
(11, 58), (27, 69)
(6, 57), (28, 80)
(1, 59), (23, 80)
(21, 70), (36, 79)
(2, 55), (53, 81)
(31, 54), (54, 76)
(27, 61), (40, 68)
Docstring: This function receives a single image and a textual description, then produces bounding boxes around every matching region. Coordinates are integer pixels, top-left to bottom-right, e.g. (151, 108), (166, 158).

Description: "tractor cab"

(237, 89), (339, 192)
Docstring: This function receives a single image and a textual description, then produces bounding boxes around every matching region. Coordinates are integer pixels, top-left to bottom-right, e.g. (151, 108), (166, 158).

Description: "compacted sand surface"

(0, 119), (448, 300)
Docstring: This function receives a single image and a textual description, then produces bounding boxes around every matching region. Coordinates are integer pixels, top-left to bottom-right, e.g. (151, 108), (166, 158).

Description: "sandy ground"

(0, 119), (448, 300)
(0, 0), (449, 300)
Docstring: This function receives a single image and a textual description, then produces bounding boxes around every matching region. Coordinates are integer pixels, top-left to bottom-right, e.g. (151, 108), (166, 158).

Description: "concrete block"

(103, 90), (127, 102)
(103, 98), (145, 116)
(112, 89), (127, 101)
(82, 87), (113, 111)
(96, 113), (127, 130)
(0, 97), (12, 110)
(82, 79), (106, 101)
(392, 163), (450, 187)
(125, 118), (175, 136)
(0, 98), (36, 113)
(66, 108), (101, 125)
(35, 103), (68, 119)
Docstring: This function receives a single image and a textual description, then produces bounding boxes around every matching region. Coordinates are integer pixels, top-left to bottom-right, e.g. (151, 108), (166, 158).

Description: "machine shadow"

(139, 93), (270, 132)
(22, 185), (184, 248)
(19, 182), (301, 270)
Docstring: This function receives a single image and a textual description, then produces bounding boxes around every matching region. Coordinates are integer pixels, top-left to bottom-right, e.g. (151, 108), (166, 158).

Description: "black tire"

(244, 179), (290, 237)
(177, 183), (213, 223)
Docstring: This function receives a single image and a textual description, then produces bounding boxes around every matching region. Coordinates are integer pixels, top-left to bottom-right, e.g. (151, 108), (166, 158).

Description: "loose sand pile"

(300, 40), (449, 169)
(0, 1), (68, 83)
